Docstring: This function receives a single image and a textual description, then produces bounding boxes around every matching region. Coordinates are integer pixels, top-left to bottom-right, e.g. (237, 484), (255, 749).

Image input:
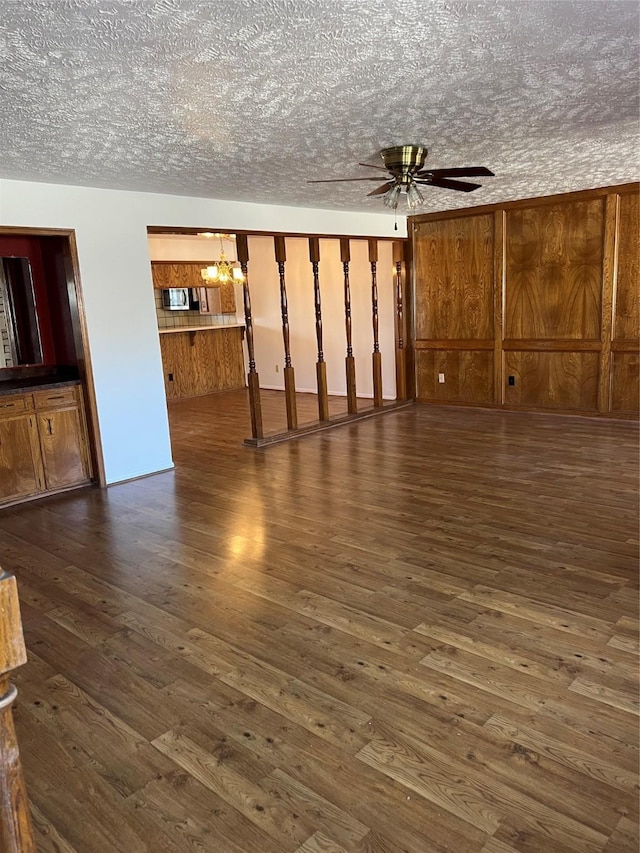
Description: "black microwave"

(162, 288), (198, 311)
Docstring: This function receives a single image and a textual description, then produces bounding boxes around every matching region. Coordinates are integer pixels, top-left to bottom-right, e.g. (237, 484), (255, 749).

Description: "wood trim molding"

(244, 400), (413, 447)
(414, 339), (494, 350)
(611, 340), (640, 353)
(502, 340), (603, 352)
(414, 399), (638, 419)
(598, 193), (619, 412)
(0, 226), (75, 238)
(409, 182), (640, 225)
(494, 210), (506, 405)
(66, 232), (106, 486)
(147, 226), (407, 244)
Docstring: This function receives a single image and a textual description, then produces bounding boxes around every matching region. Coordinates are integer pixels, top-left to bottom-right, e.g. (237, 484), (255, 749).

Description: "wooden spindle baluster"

(309, 237), (330, 421)
(340, 238), (357, 414)
(369, 239), (383, 407)
(0, 570), (35, 853)
(393, 240), (408, 401)
(236, 235), (263, 439)
(274, 236), (298, 430)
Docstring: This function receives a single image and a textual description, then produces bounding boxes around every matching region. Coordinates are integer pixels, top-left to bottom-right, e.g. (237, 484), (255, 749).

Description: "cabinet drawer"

(0, 394), (32, 416)
(33, 386), (78, 410)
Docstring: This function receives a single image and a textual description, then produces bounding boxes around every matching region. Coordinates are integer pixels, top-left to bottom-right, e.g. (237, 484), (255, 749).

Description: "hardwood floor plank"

(0, 390), (636, 853)
(484, 713), (639, 796)
(30, 801), (79, 853)
(152, 726), (310, 851)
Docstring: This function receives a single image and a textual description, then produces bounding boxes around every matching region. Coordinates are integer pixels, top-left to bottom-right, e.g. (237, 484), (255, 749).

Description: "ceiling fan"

(308, 145), (494, 210)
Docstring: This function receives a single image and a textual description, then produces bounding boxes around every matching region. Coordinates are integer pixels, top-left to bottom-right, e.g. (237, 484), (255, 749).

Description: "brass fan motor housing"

(380, 145), (428, 181)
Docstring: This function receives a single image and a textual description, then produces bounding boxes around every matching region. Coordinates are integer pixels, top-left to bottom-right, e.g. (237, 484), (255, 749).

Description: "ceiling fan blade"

(307, 177), (391, 183)
(416, 167), (494, 179)
(367, 181), (396, 196)
(358, 162), (389, 172)
(416, 177), (482, 192)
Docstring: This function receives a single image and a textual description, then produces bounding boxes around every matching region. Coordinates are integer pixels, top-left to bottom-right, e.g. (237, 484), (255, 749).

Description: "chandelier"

(200, 234), (244, 284)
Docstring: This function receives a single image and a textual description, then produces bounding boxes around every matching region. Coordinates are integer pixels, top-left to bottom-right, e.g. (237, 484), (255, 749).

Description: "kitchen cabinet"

(160, 327), (245, 400)
(0, 395), (43, 503)
(198, 286), (222, 315)
(0, 384), (92, 507)
(153, 263), (237, 314)
(152, 263), (202, 290)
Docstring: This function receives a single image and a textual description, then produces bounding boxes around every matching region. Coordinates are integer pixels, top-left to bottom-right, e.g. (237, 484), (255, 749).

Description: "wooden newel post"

(0, 570), (35, 853)
(393, 240), (408, 401)
(309, 238), (330, 421)
(274, 236), (298, 430)
(369, 239), (383, 407)
(237, 235), (263, 440)
(340, 238), (357, 414)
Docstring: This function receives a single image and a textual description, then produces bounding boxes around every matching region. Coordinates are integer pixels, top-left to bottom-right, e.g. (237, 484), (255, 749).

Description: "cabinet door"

(38, 407), (90, 491)
(152, 263), (203, 290)
(198, 287), (222, 314)
(0, 414), (43, 502)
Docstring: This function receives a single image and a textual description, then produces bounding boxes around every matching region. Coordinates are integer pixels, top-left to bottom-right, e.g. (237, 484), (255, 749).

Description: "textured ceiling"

(0, 0), (638, 216)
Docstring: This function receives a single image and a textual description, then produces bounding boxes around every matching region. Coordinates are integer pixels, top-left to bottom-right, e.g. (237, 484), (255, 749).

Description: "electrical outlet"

(168, 373), (174, 382)
(508, 375), (515, 386)
(438, 373), (445, 383)
(275, 364), (279, 373)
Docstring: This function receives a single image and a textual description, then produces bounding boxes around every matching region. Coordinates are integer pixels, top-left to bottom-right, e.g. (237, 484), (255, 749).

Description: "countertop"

(159, 323), (245, 334)
(0, 378), (81, 397)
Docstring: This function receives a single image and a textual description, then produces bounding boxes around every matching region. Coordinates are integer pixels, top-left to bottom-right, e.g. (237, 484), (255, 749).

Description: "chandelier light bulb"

(200, 235), (244, 283)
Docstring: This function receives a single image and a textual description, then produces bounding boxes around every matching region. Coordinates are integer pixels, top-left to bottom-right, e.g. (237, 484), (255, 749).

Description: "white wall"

(0, 179), (405, 483)
(148, 233), (238, 262)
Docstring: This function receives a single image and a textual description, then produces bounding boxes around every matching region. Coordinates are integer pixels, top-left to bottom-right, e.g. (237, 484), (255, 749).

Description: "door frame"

(0, 225), (106, 487)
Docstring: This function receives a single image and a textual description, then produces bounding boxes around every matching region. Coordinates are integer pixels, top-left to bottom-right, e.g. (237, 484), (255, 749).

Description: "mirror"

(0, 256), (44, 368)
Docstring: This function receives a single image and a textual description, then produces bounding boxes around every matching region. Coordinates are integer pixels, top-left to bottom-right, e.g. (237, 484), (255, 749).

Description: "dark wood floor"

(1, 390), (638, 853)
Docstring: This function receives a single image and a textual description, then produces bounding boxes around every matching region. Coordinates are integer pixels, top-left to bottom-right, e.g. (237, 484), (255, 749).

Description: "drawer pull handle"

(46, 418), (53, 435)
(47, 395), (66, 401)
(0, 403), (16, 409)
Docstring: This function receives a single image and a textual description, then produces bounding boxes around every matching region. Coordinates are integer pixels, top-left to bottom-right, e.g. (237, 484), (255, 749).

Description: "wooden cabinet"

(153, 264), (237, 314)
(0, 384), (91, 507)
(160, 327), (245, 400)
(151, 263), (202, 290)
(0, 395), (43, 503)
(198, 287), (222, 315)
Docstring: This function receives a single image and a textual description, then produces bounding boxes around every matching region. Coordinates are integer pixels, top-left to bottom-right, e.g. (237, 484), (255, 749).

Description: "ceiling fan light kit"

(308, 144), (495, 211)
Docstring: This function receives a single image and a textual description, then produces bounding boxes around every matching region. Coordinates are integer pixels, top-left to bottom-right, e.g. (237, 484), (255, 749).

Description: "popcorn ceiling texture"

(0, 0), (638, 215)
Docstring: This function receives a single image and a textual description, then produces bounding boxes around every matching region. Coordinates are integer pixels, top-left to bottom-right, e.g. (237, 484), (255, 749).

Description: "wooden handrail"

(0, 570), (35, 852)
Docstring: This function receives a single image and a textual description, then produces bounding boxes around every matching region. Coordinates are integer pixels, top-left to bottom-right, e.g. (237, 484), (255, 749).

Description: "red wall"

(0, 235), (63, 365)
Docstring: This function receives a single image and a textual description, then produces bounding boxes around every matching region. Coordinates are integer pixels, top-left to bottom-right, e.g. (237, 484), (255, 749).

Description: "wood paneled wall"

(410, 183), (639, 417)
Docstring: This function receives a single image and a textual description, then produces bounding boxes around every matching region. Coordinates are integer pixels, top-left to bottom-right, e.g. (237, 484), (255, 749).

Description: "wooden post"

(309, 237), (330, 421)
(369, 239), (383, 407)
(393, 240), (408, 401)
(340, 238), (357, 414)
(0, 570), (36, 853)
(236, 234), (263, 439)
(274, 236), (298, 430)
